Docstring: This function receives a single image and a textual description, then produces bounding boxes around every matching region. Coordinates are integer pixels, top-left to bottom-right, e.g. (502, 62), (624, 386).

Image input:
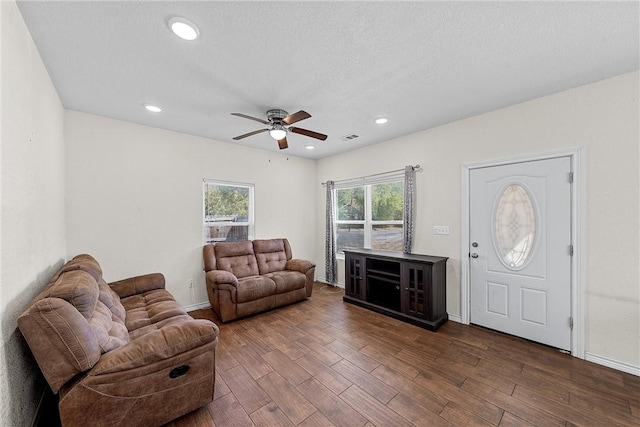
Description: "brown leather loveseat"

(18, 254), (219, 427)
(203, 238), (315, 322)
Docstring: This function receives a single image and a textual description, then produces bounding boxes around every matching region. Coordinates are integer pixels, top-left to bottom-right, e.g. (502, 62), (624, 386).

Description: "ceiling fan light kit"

(269, 125), (287, 141)
(231, 109), (327, 150)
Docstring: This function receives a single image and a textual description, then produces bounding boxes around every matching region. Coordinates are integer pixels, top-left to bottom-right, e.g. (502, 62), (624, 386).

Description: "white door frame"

(460, 148), (584, 358)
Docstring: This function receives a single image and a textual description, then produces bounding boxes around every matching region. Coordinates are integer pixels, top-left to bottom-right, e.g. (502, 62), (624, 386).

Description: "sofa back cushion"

(17, 255), (129, 393)
(31, 254), (104, 303)
(254, 238), (292, 274)
(213, 240), (259, 278)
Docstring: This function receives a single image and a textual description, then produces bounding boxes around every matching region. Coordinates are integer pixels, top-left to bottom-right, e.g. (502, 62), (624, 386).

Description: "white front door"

(469, 157), (572, 350)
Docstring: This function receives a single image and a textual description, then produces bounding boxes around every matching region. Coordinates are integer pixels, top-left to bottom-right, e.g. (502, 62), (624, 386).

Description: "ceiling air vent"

(340, 134), (359, 141)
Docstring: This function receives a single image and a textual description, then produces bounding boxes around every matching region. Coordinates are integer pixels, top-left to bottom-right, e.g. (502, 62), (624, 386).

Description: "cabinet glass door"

(346, 255), (364, 299)
(404, 263), (429, 319)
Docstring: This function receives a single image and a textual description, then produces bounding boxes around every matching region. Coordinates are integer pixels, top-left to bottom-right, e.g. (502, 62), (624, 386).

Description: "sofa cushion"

(94, 281), (129, 352)
(60, 254), (104, 283)
(121, 290), (193, 340)
(263, 271), (306, 294)
(236, 276), (277, 303)
(214, 241), (259, 278)
(253, 239), (291, 274)
(32, 254), (104, 307)
(41, 270), (130, 354)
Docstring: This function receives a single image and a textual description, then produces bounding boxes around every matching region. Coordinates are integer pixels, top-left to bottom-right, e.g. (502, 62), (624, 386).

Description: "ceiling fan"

(231, 109), (327, 150)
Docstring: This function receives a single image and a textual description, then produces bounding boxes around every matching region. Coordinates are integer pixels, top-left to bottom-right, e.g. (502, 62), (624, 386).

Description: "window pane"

(337, 224), (364, 253)
(372, 224), (403, 251)
(204, 181), (253, 244)
(337, 187), (364, 220)
(204, 184), (249, 219)
(206, 225), (248, 243)
(372, 182), (403, 221)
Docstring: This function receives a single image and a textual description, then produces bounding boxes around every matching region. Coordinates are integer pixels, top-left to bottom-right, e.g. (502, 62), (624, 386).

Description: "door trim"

(460, 148), (584, 358)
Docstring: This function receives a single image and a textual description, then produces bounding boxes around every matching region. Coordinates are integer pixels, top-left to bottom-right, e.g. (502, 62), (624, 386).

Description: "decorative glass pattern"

(493, 184), (536, 269)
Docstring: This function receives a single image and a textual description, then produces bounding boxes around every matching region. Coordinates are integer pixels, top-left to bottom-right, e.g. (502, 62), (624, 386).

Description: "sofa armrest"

(205, 270), (239, 288)
(286, 259), (315, 274)
(109, 273), (165, 298)
(91, 320), (219, 375)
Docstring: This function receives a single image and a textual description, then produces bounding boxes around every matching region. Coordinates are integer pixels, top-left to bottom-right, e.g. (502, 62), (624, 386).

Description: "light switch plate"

(433, 225), (450, 235)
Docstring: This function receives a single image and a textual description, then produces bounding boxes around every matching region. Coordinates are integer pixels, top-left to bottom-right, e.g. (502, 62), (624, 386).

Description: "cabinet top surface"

(343, 248), (448, 264)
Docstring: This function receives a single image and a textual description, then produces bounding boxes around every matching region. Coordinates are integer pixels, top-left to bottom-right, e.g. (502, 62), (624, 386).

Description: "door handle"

(470, 253), (479, 258)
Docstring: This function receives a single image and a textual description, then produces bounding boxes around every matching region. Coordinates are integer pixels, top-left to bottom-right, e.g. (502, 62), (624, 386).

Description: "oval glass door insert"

(493, 183), (537, 269)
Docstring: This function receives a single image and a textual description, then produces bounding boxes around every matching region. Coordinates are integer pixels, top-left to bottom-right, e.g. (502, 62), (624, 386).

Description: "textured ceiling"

(16, 1), (640, 160)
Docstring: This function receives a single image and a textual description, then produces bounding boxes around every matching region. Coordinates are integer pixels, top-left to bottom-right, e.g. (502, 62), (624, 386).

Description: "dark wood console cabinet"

(344, 249), (448, 331)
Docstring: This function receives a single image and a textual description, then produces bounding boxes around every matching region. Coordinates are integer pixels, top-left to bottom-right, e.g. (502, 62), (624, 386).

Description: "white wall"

(316, 71), (639, 370)
(0, 1), (66, 425)
(64, 111), (317, 307)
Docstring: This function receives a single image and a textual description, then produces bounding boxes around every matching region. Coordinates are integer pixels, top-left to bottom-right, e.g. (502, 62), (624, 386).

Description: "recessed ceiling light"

(375, 117), (388, 125)
(305, 145), (315, 150)
(143, 104), (162, 113)
(168, 17), (199, 41)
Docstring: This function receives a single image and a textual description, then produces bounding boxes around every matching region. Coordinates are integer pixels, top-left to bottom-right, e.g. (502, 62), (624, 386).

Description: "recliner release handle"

(169, 365), (190, 379)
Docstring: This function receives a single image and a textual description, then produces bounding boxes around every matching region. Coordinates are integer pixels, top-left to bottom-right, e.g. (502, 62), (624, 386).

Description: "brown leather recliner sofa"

(18, 254), (219, 427)
(203, 238), (315, 322)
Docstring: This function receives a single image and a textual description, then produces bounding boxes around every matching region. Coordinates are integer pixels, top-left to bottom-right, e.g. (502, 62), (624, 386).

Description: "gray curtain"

(325, 180), (337, 283)
(403, 166), (416, 254)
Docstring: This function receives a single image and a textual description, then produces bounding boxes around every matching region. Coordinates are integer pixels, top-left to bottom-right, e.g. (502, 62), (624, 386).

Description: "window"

(335, 179), (404, 255)
(203, 180), (254, 243)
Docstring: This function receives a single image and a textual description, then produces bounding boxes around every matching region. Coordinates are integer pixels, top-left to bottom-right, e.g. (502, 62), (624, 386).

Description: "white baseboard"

(447, 313), (463, 324)
(183, 301), (211, 312)
(317, 277), (344, 288)
(585, 352), (640, 376)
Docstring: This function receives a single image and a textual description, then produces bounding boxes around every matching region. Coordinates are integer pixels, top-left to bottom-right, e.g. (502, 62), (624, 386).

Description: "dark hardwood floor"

(167, 282), (640, 427)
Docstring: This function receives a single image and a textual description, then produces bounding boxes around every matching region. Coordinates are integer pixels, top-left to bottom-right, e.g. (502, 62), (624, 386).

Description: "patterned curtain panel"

(403, 166), (416, 254)
(325, 180), (337, 283)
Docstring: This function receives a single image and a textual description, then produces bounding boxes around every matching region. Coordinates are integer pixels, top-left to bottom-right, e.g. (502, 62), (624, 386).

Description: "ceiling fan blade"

(277, 137), (288, 150)
(282, 110), (311, 125)
(231, 113), (269, 125)
(233, 128), (268, 140)
(290, 127), (328, 141)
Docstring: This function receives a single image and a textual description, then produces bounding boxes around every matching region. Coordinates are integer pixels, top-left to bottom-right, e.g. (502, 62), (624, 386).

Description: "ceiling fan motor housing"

(266, 109), (288, 123)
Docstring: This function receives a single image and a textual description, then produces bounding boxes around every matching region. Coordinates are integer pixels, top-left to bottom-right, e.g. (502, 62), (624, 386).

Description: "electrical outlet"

(189, 279), (194, 288)
(433, 225), (450, 235)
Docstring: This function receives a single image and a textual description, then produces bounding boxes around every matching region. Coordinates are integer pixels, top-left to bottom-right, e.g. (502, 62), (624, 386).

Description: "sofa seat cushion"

(121, 289), (175, 310)
(121, 290), (193, 340)
(264, 271), (306, 294)
(236, 276), (276, 303)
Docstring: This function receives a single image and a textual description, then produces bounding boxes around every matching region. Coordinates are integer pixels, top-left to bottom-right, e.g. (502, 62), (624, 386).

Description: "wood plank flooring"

(169, 282), (640, 427)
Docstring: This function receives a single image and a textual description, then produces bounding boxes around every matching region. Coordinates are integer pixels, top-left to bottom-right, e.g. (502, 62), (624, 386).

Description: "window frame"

(334, 175), (404, 258)
(203, 179), (255, 244)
